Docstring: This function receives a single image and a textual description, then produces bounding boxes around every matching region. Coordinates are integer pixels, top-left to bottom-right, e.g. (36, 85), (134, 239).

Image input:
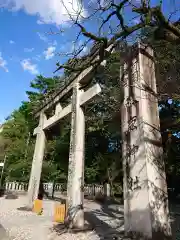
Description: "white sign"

(0, 163), (4, 167)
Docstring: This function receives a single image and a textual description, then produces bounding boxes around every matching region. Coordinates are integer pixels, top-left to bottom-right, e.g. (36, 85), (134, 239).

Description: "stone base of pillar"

(65, 205), (85, 230)
(72, 209), (84, 229)
(17, 193), (34, 212)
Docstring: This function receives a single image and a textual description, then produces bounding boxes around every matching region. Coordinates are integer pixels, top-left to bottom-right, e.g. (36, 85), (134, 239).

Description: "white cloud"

(37, 32), (48, 42)
(43, 46), (56, 60)
(24, 48), (34, 52)
(3, 0), (86, 25)
(37, 33), (58, 46)
(0, 52), (8, 72)
(21, 59), (39, 75)
(9, 40), (15, 44)
(37, 19), (44, 25)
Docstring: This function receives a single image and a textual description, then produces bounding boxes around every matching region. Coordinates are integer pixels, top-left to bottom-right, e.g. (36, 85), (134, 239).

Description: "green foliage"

(1, 111), (34, 182)
(0, 75), (66, 182)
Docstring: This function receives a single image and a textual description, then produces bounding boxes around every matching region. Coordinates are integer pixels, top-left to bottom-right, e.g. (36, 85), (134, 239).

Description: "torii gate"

(27, 43), (172, 238)
(28, 81), (101, 228)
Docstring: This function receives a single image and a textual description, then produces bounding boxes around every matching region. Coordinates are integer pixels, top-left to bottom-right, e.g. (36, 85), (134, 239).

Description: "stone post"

(12, 182), (16, 192)
(104, 183), (111, 199)
(121, 43), (172, 239)
(67, 83), (85, 229)
(47, 182), (54, 198)
(27, 112), (47, 208)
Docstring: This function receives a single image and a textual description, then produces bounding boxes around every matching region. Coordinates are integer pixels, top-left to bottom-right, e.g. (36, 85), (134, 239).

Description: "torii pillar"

(66, 82), (102, 228)
(27, 112), (47, 208)
(121, 43), (172, 239)
(27, 104), (62, 207)
(66, 83), (85, 228)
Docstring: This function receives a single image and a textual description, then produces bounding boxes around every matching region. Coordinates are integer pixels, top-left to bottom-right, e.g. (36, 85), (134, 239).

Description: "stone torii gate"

(27, 43), (172, 238)
(28, 82), (101, 222)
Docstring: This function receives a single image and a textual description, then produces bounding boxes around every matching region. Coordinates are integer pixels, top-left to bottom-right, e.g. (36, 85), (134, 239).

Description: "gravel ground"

(0, 196), (124, 240)
(1, 195), (180, 240)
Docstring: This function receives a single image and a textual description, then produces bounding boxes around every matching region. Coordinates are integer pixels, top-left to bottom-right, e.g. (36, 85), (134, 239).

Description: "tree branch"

(55, 0), (180, 73)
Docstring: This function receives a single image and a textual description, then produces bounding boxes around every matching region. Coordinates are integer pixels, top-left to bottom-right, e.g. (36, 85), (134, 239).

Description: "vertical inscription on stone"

(121, 43), (172, 239)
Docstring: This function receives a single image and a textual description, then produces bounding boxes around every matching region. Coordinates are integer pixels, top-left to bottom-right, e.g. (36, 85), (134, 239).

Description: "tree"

(141, 24), (180, 100)
(0, 110), (33, 182)
(84, 51), (122, 185)
(55, 0), (180, 73)
(0, 75), (67, 182)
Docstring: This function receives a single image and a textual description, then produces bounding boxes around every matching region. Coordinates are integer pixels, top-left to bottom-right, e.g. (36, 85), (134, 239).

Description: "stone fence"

(5, 182), (111, 197)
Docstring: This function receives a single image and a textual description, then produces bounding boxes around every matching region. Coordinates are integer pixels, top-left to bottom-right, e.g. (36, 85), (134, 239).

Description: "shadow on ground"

(5, 191), (18, 199)
(52, 222), (93, 236)
(84, 210), (124, 240)
(51, 196), (125, 239)
(46, 194), (180, 239)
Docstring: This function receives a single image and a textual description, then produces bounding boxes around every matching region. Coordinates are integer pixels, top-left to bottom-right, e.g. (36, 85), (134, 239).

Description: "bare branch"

(54, 0), (180, 73)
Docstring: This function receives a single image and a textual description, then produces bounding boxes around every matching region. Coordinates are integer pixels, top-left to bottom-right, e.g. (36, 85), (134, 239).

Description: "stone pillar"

(67, 83), (85, 228)
(104, 183), (111, 199)
(12, 182), (16, 192)
(27, 112), (47, 208)
(47, 182), (54, 198)
(121, 43), (172, 239)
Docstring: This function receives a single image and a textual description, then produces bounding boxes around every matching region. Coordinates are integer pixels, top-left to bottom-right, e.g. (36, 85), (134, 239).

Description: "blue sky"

(0, 0), (88, 122)
(0, 0), (178, 123)
(0, 11), (59, 122)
